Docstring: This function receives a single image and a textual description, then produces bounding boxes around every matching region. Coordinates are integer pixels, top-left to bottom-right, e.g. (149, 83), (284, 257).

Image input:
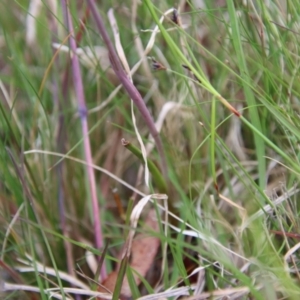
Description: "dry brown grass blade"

(97, 209), (160, 299)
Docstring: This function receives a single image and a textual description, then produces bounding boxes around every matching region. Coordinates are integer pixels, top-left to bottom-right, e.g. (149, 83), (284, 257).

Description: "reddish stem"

(61, 0), (106, 279)
(86, 0), (167, 177)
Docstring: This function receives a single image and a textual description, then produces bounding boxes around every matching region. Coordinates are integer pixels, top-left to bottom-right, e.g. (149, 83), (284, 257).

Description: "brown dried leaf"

(129, 209), (160, 283)
(97, 209), (160, 299)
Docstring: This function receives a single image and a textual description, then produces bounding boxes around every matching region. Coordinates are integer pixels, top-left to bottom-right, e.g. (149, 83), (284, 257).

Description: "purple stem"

(61, 0), (106, 279)
(86, 0), (167, 177)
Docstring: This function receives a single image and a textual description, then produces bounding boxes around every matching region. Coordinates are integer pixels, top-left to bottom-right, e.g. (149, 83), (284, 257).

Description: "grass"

(1, 1), (300, 299)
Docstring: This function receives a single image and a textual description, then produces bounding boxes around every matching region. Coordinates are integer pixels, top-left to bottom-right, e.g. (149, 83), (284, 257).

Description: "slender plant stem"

(86, 0), (167, 177)
(61, 0), (106, 279)
(121, 139), (167, 193)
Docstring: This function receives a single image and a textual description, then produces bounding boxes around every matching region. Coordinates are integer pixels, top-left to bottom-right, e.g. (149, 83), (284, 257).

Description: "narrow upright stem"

(86, 0), (168, 177)
(61, 0), (106, 279)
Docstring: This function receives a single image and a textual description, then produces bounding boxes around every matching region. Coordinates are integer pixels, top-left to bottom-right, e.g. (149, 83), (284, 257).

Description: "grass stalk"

(86, 0), (167, 177)
(121, 139), (167, 193)
(61, 0), (105, 278)
(226, 0), (266, 189)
